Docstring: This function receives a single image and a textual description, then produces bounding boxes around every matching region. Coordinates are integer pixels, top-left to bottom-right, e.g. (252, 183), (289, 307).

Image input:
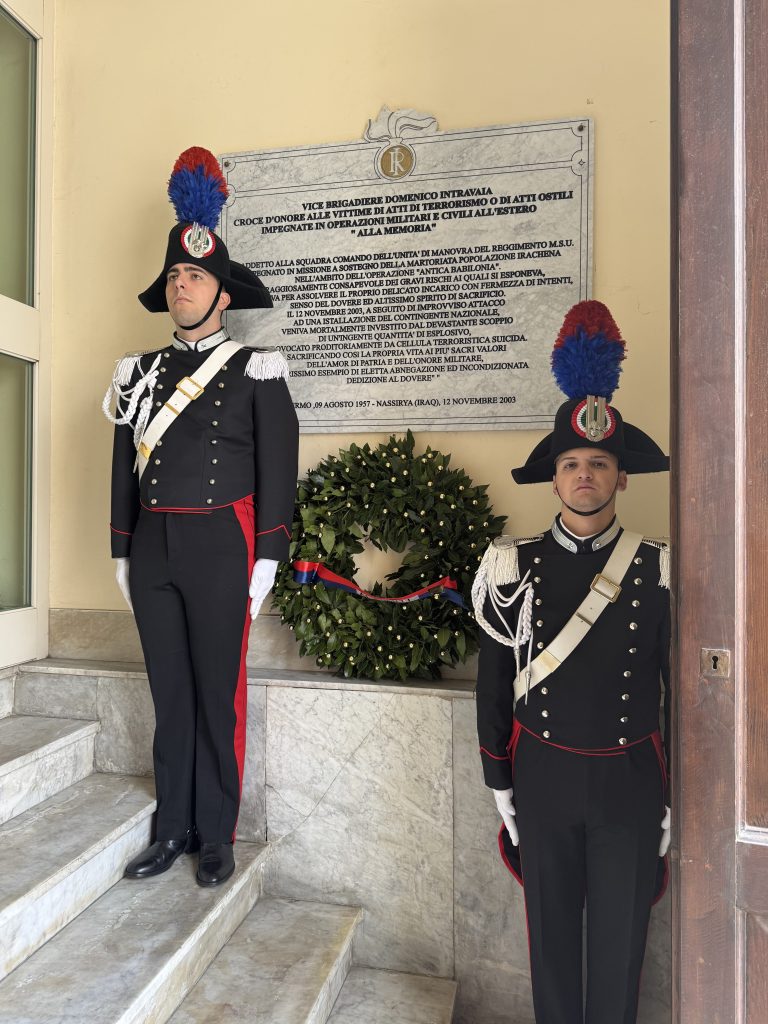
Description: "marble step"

(169, 897), (362, 1024)
(0, 773), (155, 981)
(0, 715), (99, 826)
(0, 840), (269, 1024)
(327, 967), (457, 1024)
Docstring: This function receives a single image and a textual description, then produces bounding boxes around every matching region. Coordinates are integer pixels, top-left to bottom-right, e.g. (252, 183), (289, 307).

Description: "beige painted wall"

(50, 0), (669, 610)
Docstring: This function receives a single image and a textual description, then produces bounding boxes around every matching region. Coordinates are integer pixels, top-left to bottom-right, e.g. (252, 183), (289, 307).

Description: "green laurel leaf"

(273, 433), (506, 682)
(320, 527), (336, 554)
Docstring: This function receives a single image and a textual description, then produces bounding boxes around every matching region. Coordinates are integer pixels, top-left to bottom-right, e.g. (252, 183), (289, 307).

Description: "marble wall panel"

(94, 675), (154, 776)
(247, 614), (477, 680)
(452, 698), (536, 1024)
(0, 670), (14, 718)
(246, 612), (477, 681)
(49, 608), (309, 672)
(15, 671), (98, 721)
(246, 613), (320, 672)
(49, 608), (478, 682)
(265, 686), (454, 977)
(14, 668), (265, 837)
(237, 684), (267, 842)
(639, 888), (672, 1024)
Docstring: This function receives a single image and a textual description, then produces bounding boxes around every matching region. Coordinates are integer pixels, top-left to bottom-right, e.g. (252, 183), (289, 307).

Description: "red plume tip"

(553, 300), (625, 349)
(172, 147), (228, 195)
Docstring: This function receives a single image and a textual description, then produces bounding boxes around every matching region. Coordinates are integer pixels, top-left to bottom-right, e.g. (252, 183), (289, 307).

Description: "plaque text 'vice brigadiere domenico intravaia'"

(221, 108), (593, 432)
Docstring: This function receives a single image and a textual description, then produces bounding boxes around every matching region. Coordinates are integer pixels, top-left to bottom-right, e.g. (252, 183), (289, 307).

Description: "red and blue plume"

(168, 147), (228, 231)
(551, 300), (627, 401)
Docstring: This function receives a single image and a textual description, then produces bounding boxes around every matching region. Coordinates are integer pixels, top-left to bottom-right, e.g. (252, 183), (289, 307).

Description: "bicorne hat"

(512, 301), (669, 484)
(138, 147), (272, 314)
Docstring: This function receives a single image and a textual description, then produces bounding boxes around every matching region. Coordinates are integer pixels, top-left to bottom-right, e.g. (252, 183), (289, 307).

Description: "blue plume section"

(551, 328), (625, 401)
(168, 148), (228, 230)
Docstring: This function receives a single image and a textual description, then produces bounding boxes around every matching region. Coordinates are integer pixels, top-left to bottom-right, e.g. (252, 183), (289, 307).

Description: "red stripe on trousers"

(497, 718), (523, 884)
(231, 496), (256, 840)
(650, 729), (670, 904)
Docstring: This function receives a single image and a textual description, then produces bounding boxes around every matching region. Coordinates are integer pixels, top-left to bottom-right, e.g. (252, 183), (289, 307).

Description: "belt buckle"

(138, 441), (152, 460)
(590, 573), (621, 603)
(176, 376), (204, 400)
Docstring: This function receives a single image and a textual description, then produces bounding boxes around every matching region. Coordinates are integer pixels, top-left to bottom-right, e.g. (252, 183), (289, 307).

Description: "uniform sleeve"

(252, 377), (299, 561)
(476, 585), (522, 790)
(110, 420), (140, 557)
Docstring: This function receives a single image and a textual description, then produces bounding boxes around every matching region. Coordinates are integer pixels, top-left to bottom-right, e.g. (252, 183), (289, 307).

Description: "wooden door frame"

(0, 0), (53, 668)
(673, 1), (768, 1020)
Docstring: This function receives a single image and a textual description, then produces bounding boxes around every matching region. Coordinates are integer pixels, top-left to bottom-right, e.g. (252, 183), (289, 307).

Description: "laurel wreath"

(272, 430), (506, 681)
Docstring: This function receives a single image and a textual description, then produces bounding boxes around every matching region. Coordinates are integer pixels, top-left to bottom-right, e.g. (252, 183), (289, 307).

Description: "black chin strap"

(555, 475), (621, 517)
(183, 281), (223, 332)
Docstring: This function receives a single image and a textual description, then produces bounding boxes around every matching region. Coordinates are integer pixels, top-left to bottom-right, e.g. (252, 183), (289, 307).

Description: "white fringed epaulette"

(111, 348), (165, 387)
(102, 348), (164, 450)
(244, 347), (290, 382)
(641, 537), (671, 589)
(478, 534), (545, 587)
(471, 534), (542, 661)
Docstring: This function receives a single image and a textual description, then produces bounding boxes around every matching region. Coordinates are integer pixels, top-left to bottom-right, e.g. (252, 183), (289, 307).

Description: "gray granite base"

(16, 661), (264, 836)
(237, 684), (267, 842)
(0, 773), (155, 980)
(327, 967), (457, 1024)
(0, 716), (98, 826)
(452, 699), (535, 1024)
(639, 888), (672, 1024)
(0, 840), (269, 1024)
(171, 897), (362, 1024)
(264, 686), (455, 977)
(15, 665), (154, 776)
(48, 607), (478, 681)
(0, 669), (14, 718)
(12, 659), (671, 1024)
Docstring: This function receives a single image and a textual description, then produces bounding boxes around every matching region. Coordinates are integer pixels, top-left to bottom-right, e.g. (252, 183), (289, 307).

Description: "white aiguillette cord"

(512, 530), (644, 705)
(135, 339), (242, 480)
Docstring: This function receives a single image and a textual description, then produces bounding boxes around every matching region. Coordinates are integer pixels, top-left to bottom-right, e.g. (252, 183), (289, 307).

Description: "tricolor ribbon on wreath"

(292, 560), (467, 609)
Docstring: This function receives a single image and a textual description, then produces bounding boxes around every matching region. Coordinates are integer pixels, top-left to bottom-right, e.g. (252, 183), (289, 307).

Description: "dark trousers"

(512, 727), (665, 1024)
(129, 500), (255, 843)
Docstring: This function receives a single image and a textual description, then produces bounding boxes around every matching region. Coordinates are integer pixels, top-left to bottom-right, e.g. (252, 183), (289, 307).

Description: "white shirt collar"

(551, 515), (622, 553)
(172, 328), (229, 353)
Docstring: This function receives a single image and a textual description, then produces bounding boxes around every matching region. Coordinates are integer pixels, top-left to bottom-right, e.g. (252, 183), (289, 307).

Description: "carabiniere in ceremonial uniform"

(104, 148), (299, 888)
(473, 300), (671, 1024)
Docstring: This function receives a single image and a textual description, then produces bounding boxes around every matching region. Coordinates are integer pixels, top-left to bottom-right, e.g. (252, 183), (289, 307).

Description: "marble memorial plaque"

(221, 109), (593, 432)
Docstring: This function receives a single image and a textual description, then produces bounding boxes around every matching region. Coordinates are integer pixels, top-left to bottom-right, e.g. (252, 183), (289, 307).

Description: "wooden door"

(674, 1), (768, 1020)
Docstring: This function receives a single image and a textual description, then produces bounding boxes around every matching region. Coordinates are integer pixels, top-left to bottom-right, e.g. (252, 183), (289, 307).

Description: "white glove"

(248, 558), (279, 620)
(493, 787), (519, 846)
(659, 804), (671, 856)
(115, 557), (132, 610)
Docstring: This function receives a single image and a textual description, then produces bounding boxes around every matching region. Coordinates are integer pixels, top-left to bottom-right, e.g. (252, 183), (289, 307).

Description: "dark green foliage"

(273, 431), (506, 682)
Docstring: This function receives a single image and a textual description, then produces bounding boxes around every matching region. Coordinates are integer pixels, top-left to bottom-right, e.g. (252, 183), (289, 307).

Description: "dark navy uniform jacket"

(109, 335), (299, 561)
(476, 516), (671, 793)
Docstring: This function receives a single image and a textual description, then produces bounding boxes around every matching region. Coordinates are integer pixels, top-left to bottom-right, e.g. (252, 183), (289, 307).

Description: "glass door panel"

(0, 0), (49, 670)
(0, 352), (33, 611)
(0, 6), (36, 306)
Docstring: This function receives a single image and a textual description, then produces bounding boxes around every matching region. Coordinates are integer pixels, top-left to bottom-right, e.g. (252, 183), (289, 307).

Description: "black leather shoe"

(124, 830), (198, 879)
(196, 842), (235, 887)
